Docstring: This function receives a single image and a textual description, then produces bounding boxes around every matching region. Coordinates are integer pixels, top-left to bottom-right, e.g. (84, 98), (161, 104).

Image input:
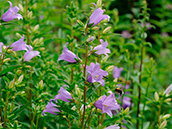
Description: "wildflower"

(113, 66), (123, 79)
(55, 85), (73, 102)
(24, 45), (40, 61)
(164, 83), (172, 94)
(58, 43), (78, 63)
(42, 99), (60, 116)
(95, 93), (120, 118)
(105, 124), (120, 129)
(1, 1), (23, 22)
(93, 39), (111, 58)
(89, 3), (110, 26)
(86, 62), (108, 86)
(87, 36), (95, 43)
(121, 31), (131, 39)
(141, 22), (151, 30)
(10, 35), (27, 51)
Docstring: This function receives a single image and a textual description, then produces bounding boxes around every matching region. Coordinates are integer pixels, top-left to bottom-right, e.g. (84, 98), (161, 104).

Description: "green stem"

(30, 104), (37, 129)
(4, 91), (9, 127)
(70, 21), (74, 83)
(25, 0), (30, 45)
(84, 109), (92, 129)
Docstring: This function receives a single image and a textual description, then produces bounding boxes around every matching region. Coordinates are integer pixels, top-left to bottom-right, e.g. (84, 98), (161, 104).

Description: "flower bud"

(33, 24), (39, 32)
(39, 37), (44, 43)
(162, 114), (171, 120)
(106, 65), (114, 72)
(18, 75), (24, 84)
(18, 4), (24, 12)
(33, 38), (39, 45)
(159, 120), (167, 129)
(7, 49), (13, 53)
(124, 107), (130, 114)
(39, 80), (43, 90)
(71, 106), (76, 111)
(9, 81), (14, 89)
(3, 58), (10, 63)
(39, 47), (45, 51)
(27, 11), (33, 19)
(16, 70), (22, 75)
(87, 36), (95, 43)
(97, 0), (102, 7)
(164, 98), (171, 102)
(16, 33), (22, 38)
(154, 92), (159, 101)
(25, 65), (31, 68)
(92, 26), (100, 30)
(103, 26), (111, 34)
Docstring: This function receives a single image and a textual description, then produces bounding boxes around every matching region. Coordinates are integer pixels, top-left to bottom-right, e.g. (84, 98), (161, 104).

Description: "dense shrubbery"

(0, 0), (172, 128)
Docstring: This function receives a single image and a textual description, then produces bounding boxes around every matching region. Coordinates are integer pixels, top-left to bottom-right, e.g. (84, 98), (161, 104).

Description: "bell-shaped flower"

(164, 83), (172, 94)
(105, 124), (120, 129)
(42, 99), (60, 116)
(55, 85), (73, 102)
(24, 45), (40, 62)
(93, 39), (111, 58)
(95, 93), (120, 118)
(58, 43), (78, 63)
(86, 62), (108, 86)
(89, 3), (110, 26)
(113, 66), (123, 79)
(1, 1), (23, 22)
(10, 35), (27, 51)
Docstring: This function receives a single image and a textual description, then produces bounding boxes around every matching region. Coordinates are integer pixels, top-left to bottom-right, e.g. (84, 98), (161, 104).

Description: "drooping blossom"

(1, 1), (23, 22)
(121, 31), (131, 39)
(95, 93), (120, 118)
(10, 35), (27, 51)
(0, 42), (4, 58)
(58, 43), (78, 63)
(113, 66), (123, 79)
(164, 83), (172, 94)
(42, 99), (60, 116)
(141, 22), (151, 30)
(105, 124), (120, 129)
(55, 85), (73, 102)
(86, 62), (108, 86)
(87, 36), (95, 43)
(24, 45), (40, 62)
(93, 39), (111, 58)
(89, 3), (110, 26)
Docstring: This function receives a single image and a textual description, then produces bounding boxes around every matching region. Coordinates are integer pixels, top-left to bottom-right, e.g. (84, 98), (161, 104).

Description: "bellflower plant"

(24, 45), (40, 62)
(42, 99), (60, 116)
(58, 43), (78, 63)
(95, 93), (120, 118)
(113, 66), (124, 79)
(105, 124), (120, 129)
(89, 3), (110, 26)
(86, 62), (108, 86)
(10, 36), (27, 51)
(55, 85), (73, 102)
(93, 39), (111, 58)
(1, 1), (23, 22)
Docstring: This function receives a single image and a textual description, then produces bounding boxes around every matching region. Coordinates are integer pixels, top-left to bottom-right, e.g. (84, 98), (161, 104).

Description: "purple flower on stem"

(24, 45), (40, 62)
(95, 93), (120, 118)
(55, 85), (73, 102)
(113, 66), (123, 79)
(121, 31), (131, 39)
(89, 3), (110, 26)
(42, 99), (60, 116)
(58, 43), (78, 63)
(86, 62), (108, 86)
(93, 39), (111, 58)
(164, 83), (172, 94)
(10, 35), (27, 51)
(105, 124), (120, 129)
(1, 1), (23, 22)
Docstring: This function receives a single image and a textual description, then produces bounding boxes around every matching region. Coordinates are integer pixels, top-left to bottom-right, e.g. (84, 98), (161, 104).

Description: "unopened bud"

(27, 11), (33, 19)
(18, 4), (24, 12)
(33, 3), (37, 9)
(113, 78), (118, 82)
(159, 120), (167, 129)
(25, 65), (31, 68)
(21, 91), (25, 94)
(40, 47), (45, 51)
(16, 70), (22, 75)
(164, 98), (171, 102)
(16, 33), (22, 38)
(87, 36), (95, 43)
(97, 0), (102, 7)
(12, 51), (17, 56)
(3, 58), (10, 63)
(71, 106), (76, 111)
(33, 38), (39, 45)
(154, 92), (159, 101)
(124, 107), (130, 114)
(18, 75), (24, 84)
(7, 49), (13, 53)
(39, 37), (44, 43)
(162, 114), (171, 120)
(106, 65), (114, 72)
(39, 80), (43, 90)
(103, 26), (111, 34)
(9, 81), (14, 89)
(33, 24), (39, 32)
(101, 56), (108, 63)
(92, 26), (100, 30)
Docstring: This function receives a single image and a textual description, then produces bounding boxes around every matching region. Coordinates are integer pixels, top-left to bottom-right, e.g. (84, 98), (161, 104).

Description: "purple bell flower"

(24, 45), (40, 62)
(95, 93), (120, 118)
(113, 66), (123, 79)
(105, 124), (120, 129)
(42, 99), (60, 116)
(1, 1), (23, 22)
(10, 35), (27, 51)
(89, 3), (110, 26)
(86, 62), (108, 86)
(93, 39), (111, 58)
(55, 85), (73, 102)
(121, 31), (131, 39)
(58, 43), (78, 63)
